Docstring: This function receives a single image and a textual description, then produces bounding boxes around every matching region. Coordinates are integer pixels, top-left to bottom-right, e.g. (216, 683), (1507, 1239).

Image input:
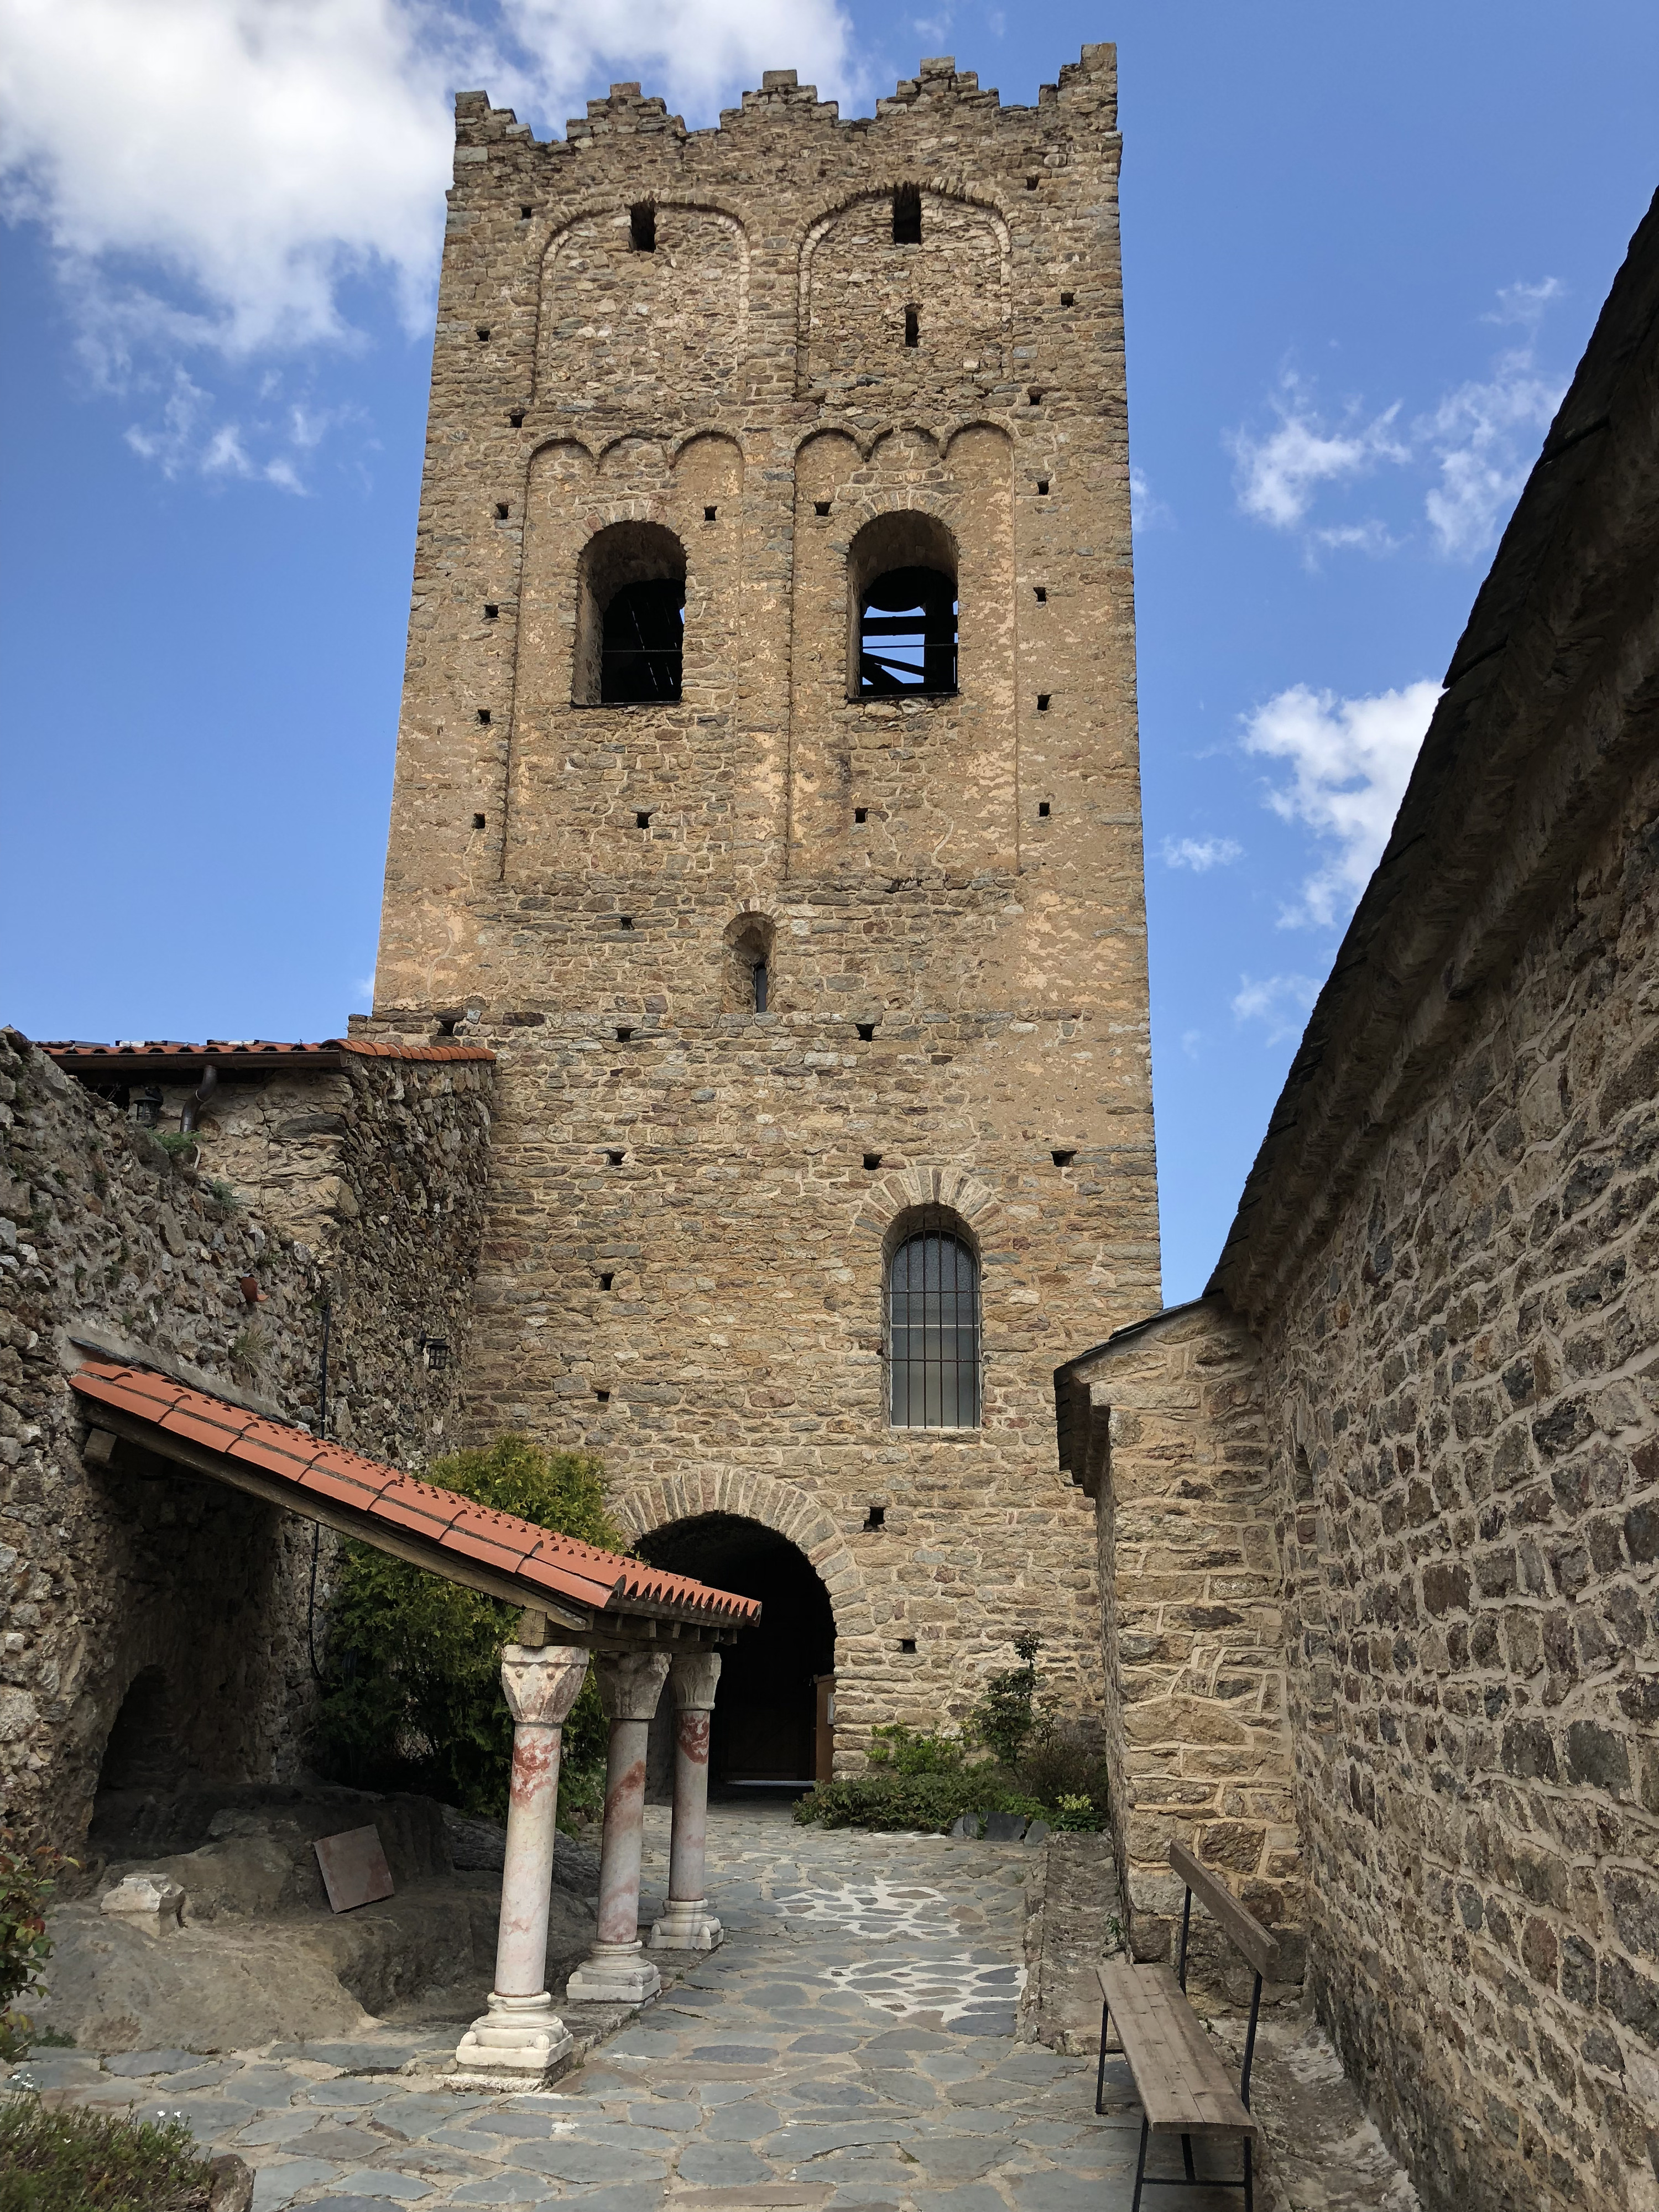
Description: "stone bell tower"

(366, 46), (1159, 1776)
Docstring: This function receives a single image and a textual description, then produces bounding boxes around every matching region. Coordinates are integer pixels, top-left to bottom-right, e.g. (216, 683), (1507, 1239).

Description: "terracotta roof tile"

(69, 1360), (758, 1629)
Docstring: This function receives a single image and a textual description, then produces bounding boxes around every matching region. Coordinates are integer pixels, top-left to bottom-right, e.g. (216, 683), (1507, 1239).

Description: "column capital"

(669, 1648), (723, 1713)
(592, 1646), (672, 1721)
(500, 1642), (590, 1728)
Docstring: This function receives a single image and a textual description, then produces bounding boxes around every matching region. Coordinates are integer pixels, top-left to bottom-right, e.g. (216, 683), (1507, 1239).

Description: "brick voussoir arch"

(610, 1467), (874, 1639)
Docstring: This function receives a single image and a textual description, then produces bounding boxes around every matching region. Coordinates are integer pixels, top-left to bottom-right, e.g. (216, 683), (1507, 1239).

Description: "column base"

(451, 1991), (574, 2088)
(566, 1940), (662, 2004)
(649, 1898), (723, 1952)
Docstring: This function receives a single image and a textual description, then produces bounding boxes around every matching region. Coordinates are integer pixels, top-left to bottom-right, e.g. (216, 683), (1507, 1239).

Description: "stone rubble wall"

(1256, 748), (1659, 2212)
(1058, 1302), (1302, 2010)
(0, 1032), (494, 1857)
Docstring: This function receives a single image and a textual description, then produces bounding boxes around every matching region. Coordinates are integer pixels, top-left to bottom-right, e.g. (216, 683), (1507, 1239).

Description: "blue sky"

(2, 0), (1656, 1300)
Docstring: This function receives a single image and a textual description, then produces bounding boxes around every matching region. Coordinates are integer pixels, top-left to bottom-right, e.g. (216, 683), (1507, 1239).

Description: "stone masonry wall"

(1257, 748), (1659, 2212)
(367, 45), (1159, 1762)
(0, 1034), (495, 1856)
(1057, 1303), (1302, 2010)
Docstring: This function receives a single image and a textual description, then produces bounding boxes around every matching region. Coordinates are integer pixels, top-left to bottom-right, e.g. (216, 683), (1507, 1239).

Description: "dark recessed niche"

(704, 505), (717, 521)
(814, 500), (831, 517)
(472, 813), (487, 830)
(1037, 695), (1051, 712)
(1037, 801), (1051, 818)
(904, 305), (919, 348)
(854, 807), (868, 824)
(421, 1337), (450, 1370)
(495, 502), (509, 519)
(595, 1387), (611, 1404)
(520, 205), (533, 220)
(477, 708), (491, 724)
(1025, 174), (1040, 190)
(436, 1012), (462, 1036)
(863, 1152), (883, 1170)
(630, 202), (656, 252)
(892, 182), (921, 244)
(1034, 586), (1047, 603)
(615, 1026), (634, 1042)
(1061, 290), (1074, 306)
(900, 1637), (918, 1653)
(477, 326), (491, 341)
(863, 1505), (886, 1530)
(599, 1272), (615, 1291)
(606, 1150), (625, 1166)
(509, 411), (525, 427)
(618, 914), (635, 929)
(1052, 1148), (1077, 1167)
(1036, 479), (1050, 495)
(483, 604), (499, 620)
(1028, 388), (1043, 406)
(856, 1022), (875, 1041)
(635, 810), (653, 830)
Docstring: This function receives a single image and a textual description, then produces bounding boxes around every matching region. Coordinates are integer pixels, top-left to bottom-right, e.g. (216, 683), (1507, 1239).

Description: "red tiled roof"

(44, 1039), (494, 1069)
(70, 1360), (758, 1631)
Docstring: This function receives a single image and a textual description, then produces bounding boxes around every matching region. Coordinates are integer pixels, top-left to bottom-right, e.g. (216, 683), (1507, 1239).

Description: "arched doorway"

(635, 1514), (835, 1790)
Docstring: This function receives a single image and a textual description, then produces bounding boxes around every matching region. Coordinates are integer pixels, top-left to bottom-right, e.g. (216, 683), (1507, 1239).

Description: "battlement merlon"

(450, 43), (1116, 161)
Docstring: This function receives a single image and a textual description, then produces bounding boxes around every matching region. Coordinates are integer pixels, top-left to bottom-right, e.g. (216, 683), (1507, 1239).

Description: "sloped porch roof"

(71, 1359), (758, 1642)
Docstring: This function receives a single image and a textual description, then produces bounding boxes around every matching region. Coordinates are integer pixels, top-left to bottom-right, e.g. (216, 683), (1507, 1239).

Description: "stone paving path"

(6, 1803), (1246, 2210)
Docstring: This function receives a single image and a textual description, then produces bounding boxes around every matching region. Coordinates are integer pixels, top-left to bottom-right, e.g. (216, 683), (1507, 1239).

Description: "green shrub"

(795, 1772), (1049, 1834)
(867, 1723), (972, 1776)
(0, 2096), (216, 2210)
(316, 1436), (623, 1824)
(967, 1631), (1044, 1766)
(0, 1833), (70, 2062)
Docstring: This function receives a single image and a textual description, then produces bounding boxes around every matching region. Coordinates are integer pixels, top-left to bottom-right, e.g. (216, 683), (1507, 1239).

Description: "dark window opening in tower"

(630, 202), (656, 252)
(601, 578), (684, 701)
(860, 567), (957, 695)
(886, 1208), (981, 1430)
(904, 305), (919, 348)
(753, 959), (769, 1013)
(893, 184), (922, 244)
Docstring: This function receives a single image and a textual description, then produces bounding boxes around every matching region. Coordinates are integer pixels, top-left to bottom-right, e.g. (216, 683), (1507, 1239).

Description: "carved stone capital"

(592, 1647), (672, 1722)
(669, 1648), (723, 1712)
(499, 1642), (591, 1729)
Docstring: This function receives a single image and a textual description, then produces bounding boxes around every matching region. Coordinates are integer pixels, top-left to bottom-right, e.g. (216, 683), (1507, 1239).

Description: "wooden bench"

(1093, 1841), (1280, 2212)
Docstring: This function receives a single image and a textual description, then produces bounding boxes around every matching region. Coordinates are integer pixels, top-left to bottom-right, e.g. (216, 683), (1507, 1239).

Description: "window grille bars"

(886, 1214), (981, 1428)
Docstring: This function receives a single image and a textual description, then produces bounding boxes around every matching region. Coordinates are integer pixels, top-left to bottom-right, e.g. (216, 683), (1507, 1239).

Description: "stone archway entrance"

(636, 1514), (835, 1788)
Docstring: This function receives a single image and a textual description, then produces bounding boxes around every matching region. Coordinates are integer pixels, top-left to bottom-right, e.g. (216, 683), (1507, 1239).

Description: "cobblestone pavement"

(7, 1804), (1246, 2210)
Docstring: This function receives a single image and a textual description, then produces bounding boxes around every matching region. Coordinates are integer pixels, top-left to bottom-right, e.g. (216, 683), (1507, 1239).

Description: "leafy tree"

(0, 1831), (69, 2060)
(968, 1631), (1045, 1767)
(316, 1436), (623, 1823)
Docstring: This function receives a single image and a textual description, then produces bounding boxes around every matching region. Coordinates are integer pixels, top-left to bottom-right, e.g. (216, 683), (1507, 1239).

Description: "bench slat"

(1094, 1961), (1257, 2138)
(1167, 1840), (1281, 1980)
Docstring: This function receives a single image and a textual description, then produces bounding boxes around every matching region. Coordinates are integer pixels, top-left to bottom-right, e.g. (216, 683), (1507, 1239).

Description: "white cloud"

(1228, 375), (1407, 529)
(1485, 276), (1564, 328)
(1230, 972), (1320, 1044)
(0, 0), (859, 464)
(1130, 467), (1170, 532)
(1241, 679), (1441, 928)
(1419, 351), (1565, 560)
(1162, 835), (1241, 873)
(1308, 518), (1397, 557)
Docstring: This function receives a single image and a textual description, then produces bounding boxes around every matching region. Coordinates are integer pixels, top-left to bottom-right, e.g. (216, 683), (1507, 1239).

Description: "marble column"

(453, 1639), (590, 2084)
(566, 1647), (672, 2003)
(650, 1648), (723, 1952)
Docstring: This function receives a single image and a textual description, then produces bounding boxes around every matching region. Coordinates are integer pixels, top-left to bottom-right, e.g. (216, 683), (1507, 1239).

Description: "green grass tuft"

(0, 2096), (217, 2211)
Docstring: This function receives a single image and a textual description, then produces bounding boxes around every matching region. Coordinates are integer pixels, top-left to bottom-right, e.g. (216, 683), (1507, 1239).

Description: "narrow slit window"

(752, 959), (769, 1013)
(630, 203), (656, 252)
(886, 1211), (981, 1430)
(893, 184), (922, 244)
(904, 305), (919, 348)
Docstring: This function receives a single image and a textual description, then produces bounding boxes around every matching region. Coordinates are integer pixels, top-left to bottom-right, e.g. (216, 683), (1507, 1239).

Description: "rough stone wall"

(0, 1034), (495, 1855)
(138, 1045), (495, 1466)
(1257, 751), (1659, 2212)
(368, 45), (1158, 1757)
(1057, 1303), (1302, 2008)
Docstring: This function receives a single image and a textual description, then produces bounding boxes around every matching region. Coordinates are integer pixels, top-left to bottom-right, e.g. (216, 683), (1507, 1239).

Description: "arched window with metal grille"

(885, 1208), (982, 1430)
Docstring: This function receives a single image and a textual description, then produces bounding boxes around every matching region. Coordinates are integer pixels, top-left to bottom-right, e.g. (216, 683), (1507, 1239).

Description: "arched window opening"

(574, 521), (687, 705)
(723, 912), (776, 1014)
(846, 512), (958, 700)
(885, 1206), (981, 1430)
